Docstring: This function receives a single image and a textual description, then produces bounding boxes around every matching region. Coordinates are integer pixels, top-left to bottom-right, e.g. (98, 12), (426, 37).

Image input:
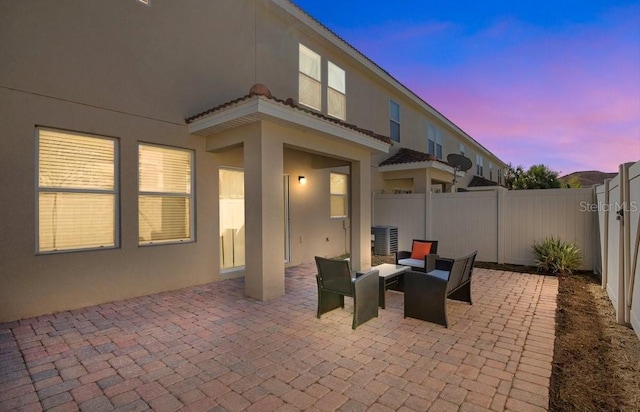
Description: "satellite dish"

(447, 154), (472, 172)
(447, 154), (472, 190)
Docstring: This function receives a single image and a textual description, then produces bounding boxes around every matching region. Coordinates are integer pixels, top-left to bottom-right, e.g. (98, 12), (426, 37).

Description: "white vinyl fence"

(596, 161), (640, 337)
(374, 188), (597, 270)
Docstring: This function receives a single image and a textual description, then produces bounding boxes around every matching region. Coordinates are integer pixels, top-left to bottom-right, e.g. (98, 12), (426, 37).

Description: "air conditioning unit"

(371, 225), (398, 255)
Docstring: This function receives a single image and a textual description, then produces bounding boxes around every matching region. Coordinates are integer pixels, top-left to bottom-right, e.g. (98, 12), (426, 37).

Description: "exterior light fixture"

(298, 176), (307, 185)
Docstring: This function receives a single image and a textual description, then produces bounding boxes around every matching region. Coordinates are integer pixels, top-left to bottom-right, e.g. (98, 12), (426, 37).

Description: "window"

(330, 172), (348, 218)
(427, 125), (435, 155)
(459, 143), (465, 155)
(327, 61), (346, 120)
(427, 124), (443, 159)
(138, 144), (193, 244)
(489, 163), (493, 180)
(219, 168), (245, 269)
(299, 44), (321, 110)
(37, 129), (117, 253)
(498, 168), (504, 185)
(389, 100), (400, 141)
(476, 155), (484, 176)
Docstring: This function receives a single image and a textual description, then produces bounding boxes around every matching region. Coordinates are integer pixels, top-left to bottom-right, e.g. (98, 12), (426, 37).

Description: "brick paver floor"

(0, 265), (558, 411)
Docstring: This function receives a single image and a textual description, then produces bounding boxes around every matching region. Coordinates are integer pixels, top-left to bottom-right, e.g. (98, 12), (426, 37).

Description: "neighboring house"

(560, 170), (618, 187)
(0, 0), (507, 322)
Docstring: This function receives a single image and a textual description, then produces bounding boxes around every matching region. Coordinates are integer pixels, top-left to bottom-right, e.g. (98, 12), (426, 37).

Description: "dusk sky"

(293, 0), (640, 175)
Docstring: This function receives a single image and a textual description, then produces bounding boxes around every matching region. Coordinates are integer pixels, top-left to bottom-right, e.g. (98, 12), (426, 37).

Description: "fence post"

(425, 191), (432, 239)
(622, 162), (633, 324)
(601, 179), (610, 288)
(616, 164), (626, 324)
(497, 189), (505, 264)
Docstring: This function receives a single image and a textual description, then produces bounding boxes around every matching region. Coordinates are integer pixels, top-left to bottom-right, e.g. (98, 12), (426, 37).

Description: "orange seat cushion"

(410, 241), (432, 259)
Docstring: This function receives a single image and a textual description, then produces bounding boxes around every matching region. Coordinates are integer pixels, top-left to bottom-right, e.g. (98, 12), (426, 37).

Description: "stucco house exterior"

(0, 0), (507, 322)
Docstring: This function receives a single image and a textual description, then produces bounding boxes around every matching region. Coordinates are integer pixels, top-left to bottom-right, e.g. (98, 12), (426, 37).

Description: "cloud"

(391, 8), (640, 173)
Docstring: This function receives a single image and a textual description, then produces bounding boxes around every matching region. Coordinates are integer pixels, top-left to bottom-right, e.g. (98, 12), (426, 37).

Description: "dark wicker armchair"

(396, 239), (439, 272)
(404, 251), (477, 327)
(314, 256), (379, 329)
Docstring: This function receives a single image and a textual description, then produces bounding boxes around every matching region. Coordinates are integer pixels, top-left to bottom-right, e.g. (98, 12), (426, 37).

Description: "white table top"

(372, 263), (411, 278)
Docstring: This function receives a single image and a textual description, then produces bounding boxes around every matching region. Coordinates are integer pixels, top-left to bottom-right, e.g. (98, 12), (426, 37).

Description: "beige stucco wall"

(0, 0), (506, 320)
(0, 87), (223, 322)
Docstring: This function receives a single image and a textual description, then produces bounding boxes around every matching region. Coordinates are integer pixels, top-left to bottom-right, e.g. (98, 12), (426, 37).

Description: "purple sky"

(293, 1), (640, 174)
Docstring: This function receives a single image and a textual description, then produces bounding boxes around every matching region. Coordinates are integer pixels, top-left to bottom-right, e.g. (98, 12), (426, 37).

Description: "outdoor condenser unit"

(371, 225), (398, 256)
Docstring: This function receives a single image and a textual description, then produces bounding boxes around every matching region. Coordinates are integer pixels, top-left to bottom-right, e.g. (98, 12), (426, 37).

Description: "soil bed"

(375, 256), (640, 410)
(549, 270), (640, 411)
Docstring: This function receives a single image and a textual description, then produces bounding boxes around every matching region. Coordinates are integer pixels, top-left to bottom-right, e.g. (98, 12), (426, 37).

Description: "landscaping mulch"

(549, 271), (640, 411)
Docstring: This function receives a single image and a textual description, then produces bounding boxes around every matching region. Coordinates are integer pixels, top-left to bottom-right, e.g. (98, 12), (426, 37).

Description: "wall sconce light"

(298, 176), (307, 185)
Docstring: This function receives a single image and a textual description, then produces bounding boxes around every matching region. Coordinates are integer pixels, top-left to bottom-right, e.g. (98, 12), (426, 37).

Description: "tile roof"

(468, 175), (499, 187)
(379, 148), (449, 167)
(185, 84), (391, 145)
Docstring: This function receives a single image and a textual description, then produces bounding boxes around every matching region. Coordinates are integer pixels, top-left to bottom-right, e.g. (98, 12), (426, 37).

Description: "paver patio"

(0, 264), (557, 412)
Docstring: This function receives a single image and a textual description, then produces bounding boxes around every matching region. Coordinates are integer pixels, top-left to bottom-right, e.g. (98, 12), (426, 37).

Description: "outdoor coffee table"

(373, 263), (411, 309)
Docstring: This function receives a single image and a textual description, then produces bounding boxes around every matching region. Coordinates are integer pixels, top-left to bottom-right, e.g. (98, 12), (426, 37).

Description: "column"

(350, 158), (372, 271)
(243, 127), (285, 300)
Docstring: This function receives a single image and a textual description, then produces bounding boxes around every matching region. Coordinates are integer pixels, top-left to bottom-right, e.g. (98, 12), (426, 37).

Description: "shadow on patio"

(0, 264), (557, 412)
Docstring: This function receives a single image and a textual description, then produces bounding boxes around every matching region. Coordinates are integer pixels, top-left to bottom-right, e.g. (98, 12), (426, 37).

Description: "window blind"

(37, 129), (116, 252)
(330, 173), (348, 218)
(138, 144), (193, 244)
(299, 44), (322, 110)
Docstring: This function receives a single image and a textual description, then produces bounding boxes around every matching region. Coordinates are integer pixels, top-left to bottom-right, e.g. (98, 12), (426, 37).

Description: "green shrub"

(532, 237), (582, 275)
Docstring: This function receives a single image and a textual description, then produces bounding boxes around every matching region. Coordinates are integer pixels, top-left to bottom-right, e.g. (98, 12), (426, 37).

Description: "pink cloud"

(398, 14), (640, 174)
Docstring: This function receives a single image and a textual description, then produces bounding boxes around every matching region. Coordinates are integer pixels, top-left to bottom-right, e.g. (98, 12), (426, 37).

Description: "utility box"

(371, 225), (398, 256)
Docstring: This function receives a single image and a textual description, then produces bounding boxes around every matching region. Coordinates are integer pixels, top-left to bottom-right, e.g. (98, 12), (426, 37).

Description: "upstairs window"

(498, 168), (504, 185)
(476, 154), (484, 176)
(427, 124), (443, 159)
(327, 61), (346, 120)
(138, 144), (194, 245)
(37, 129), (118, 253)
(299, 44), (321, 111)
(460, 143), (465, 155)
(389, 100), (400, 141)
(489, 163), (493, 180)
(330, 172), (348, 218)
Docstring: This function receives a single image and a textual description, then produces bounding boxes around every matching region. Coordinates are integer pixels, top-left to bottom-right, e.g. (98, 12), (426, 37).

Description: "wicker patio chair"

(314, 256), (379, 329)
(396, 239), (439, 272)
(403, 251), (477, 327)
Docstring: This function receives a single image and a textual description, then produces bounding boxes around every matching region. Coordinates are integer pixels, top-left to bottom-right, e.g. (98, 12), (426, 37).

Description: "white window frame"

(138, 143), (194, 246)
(389, 100), (400, 142)
(436, 130), (443, 160)
(327, 61), (346, 120)
(36, 128), (119, 254)
(427, 124), (436, 155)
(427, 124), (443, 159)
(460, 143), (465, 155)
(476, 154), (484, 176)
(299, 43), (322, 111)
(489, 163), (493, 180)
(330, 172), (348, 219)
